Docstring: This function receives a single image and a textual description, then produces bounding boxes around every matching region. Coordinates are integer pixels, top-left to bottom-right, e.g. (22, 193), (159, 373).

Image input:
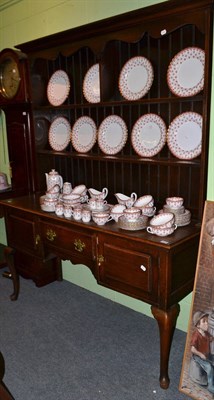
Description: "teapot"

(45, 169), (63, 192)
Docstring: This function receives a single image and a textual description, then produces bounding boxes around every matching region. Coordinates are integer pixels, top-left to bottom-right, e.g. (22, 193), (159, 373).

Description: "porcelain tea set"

(40, 169), (190, 234)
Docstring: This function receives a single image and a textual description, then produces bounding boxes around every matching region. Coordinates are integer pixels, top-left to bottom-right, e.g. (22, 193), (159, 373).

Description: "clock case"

(0, 48), (31, 104)
(0, 48), (37, 198)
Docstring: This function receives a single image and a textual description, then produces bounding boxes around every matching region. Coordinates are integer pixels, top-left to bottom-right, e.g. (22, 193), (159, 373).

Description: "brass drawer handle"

(46, 229), (57, 241)
(74, 239), (85, 252)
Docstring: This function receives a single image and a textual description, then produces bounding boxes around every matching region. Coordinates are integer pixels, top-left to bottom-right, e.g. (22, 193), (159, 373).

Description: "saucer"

(118, 215), (148, 231)
(84, 204), (110, 213)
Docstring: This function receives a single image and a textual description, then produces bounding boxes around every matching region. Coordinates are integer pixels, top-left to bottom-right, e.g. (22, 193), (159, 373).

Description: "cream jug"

(45, 169), (63, 191)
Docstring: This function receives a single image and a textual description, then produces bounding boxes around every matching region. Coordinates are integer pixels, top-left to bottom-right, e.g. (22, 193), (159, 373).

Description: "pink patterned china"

(166, 197), (184, 209)
(167, 112), (202, 160)
(98, 115), (128, 155)
(49, 117), (71, 151)
(92, 212), (113, 226)
(88, 187), (108, 200)
(42, 197), (58, 212)
(45, 169), (63, 192)
(110, 204), (126, 222)
(96, 199), (108, 210)
(45, 191), (59, 200)
(47, 70), (70, 106)
(167, 47), (205, 97)
(131, 113), (167, 157)
(118, 215), (148, 231)
(62, 194), (81, 206)
(82, 209), (91, 223)
(140, 205), (156, 217)
(71, 116), (97, 153)
(115, 192), (137, 208)
(123, 207), (141, 222)
(149, 212), (175, 229)
(73, 206), (82, 221)
(63, 182), (72, 194)
(134, 195), (154, 207)
(72, 184), (87, 196)
(55, 202), (64, 216)
(83, 63), (100, 103)
(63, 205), (72, 218)
(163, 204), (185, 215)
(119, 56), (154, 100)
(174, 209), (191, 227)
(147, 224), (177, 237)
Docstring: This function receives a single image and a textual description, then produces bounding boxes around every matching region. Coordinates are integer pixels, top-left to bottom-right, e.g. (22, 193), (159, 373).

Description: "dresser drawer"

(5, 209), (41, 256)
(40, 221), (96, 265)
(97, 236), (159, 304)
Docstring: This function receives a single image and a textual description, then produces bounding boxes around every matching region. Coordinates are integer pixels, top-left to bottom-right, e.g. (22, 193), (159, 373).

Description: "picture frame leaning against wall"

(180, 201), (214, 400)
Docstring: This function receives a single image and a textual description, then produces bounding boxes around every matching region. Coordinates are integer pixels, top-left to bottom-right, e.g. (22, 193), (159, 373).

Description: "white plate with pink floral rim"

(131, 113), (167, 157)
(167, 111), (202, 160)
(71, 116), (97, 153)
(47, 70), (70, 106)
(119, 56), (154, 101)
(83, 64), (100, 103)
(98, 115), (128, 155)
(49, 117), (71, 151)
(167, 47), (205, 97)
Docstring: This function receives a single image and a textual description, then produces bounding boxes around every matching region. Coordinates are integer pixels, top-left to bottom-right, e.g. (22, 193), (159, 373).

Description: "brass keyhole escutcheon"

(46, 229), (57, 241)
(74, 239), (85, 252)
(97, 255), (104, 266)
(35, 234), (41, 246)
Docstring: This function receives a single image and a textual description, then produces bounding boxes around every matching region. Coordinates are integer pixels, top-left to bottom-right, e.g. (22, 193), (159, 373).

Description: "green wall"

(0, 0), (213, 332)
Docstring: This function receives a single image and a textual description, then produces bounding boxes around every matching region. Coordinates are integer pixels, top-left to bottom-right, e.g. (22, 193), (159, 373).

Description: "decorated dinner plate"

(131, 113), (167, 157)
(167, 111), (202, 159)
(119, 56), (154, 101)
(98, 115), (128, 155)
(167, 47), (205, 97)
(71, 116), (97, 153)
(47, 70), (70, 106)
(49, 117), (71, 151)
(34, 117), (49, 149)
(83, 64), (100, 103)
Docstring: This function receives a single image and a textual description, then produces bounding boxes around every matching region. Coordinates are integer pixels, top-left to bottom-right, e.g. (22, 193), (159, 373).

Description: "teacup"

(134, 195), (154, 208)
(140, 205), (156, 217)
(82, 209), (91, 223)
(73, 206), (82, 221)
(47, 184), (60, 194)
(166, 197), (184, 209)
(92, 212), (113, 225)
(110, 204), (126, 222)
(62, 194), (81, 206)
(55, 202), (64, 216)
(63, 182), (72, 194)
(45, 191), (59, 200)
(95, 199), (107, 210)
(149, 212), (175, 229)
(114, 192), (137, 208)
(72, 184), (87, 196)
(87, 198), (97, 209)
(147, 224), (177, 236)
(123, 207), (141, 222)
(88, 187), (108, 200)
(63, 205), (72, 218)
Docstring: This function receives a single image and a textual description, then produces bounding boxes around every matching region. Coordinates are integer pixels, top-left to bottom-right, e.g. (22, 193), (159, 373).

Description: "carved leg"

(4, 247), (19, 301)
(151, 304), (180, 389)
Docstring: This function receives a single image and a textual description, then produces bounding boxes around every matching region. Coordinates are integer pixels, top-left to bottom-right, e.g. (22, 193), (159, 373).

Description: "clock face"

(0, 56), (21, 99)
